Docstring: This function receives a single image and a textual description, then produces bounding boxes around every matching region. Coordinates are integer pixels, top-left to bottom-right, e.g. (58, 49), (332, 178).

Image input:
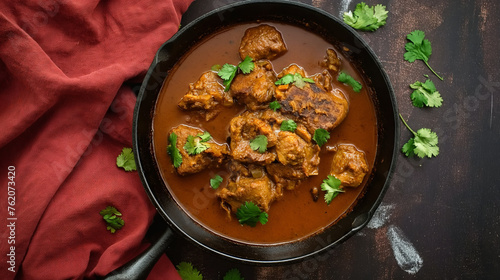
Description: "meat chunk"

(321, 48), (341, 75)
(178, 71), (233, 121)
(275, 78), (349, 134)
(217, 161), (277, 216)
(239, 24), (287, 61)
(169, 125), (229, 175)
(330, 144), (369, 187)
(229, 110), (277, 165)
(230, 60), (276, 110)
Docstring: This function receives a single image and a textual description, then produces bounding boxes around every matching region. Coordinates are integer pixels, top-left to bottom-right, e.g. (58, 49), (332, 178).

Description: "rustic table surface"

(156, 0), (500, 279)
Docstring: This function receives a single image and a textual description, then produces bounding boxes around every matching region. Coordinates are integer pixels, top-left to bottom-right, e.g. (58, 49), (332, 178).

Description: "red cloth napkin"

(0, 0), (194, 279)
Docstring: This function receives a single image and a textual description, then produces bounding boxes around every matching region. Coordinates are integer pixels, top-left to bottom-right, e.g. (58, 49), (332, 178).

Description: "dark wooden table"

(160, 0), (500, 278)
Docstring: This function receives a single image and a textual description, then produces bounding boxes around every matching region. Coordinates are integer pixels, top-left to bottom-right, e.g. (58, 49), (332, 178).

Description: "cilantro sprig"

(321, 175), (344, 205)
(404, 30), (443, 81)
(313, 128), (330, 147)
(410, 79), (443, 108)
(100, 206), (124, 233)
(269, 100), (281, 111)
(275, 73), (315, 89)
(249, 135), (268, 153)
(280, 119), (297, 132)
(167, 132), (183, 168)
(236, 201), (268, 227)
(223, 268), (244, 280)
(184, 132), (211, 155)
(210, 174), (223, 189)
(116, 148), (136, 171)
(400, 114), (439, 158)
(337, 71), (362, 92)
(343, 2), (388, 31)
(176, 262), (203, 280)
(217, 56), (255, 91)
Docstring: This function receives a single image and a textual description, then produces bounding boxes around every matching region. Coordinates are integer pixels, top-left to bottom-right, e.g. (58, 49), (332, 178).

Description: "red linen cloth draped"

(0, 0), (194, 279)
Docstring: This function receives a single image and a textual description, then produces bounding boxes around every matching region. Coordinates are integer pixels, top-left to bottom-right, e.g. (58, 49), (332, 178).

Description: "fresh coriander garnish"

(410, 79), (443, 108)
(275, 73), (315, 89)
(404, 30), (443, 80)
(116, 147), (136, 171)
(343, 2), (388, 31)
(249, 135), (268, 153)
(184, 132), (211, 155)
(210, 174), (223, 189)
(176, 262), (203, 280)
(217, 56), (255, 91)
(269, 100), (281, 111)
(100, 206), (124, 233)
(211, 64), (222, 71)
(280, 119), (297, 132)
(313, 128), (330, 147)
(236, 201), (268, 227)
(400, 114), (439, 158)
(167, 132), (183, 168)
(337, 71), (362, 92)
(321, 175), (344, 205)
(223, 268), (244, 280)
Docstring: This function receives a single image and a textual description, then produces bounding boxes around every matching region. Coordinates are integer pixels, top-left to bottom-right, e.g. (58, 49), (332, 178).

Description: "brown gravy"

(153, 22), (377, 244)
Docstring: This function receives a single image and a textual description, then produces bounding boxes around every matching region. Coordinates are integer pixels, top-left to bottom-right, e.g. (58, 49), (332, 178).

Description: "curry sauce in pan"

(153, 22), (377, 244)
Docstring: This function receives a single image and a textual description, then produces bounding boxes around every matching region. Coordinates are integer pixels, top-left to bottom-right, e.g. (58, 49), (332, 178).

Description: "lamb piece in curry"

(178, 71), (233, 121)
(230, 60), (276, 110)
(329, 144), (369, 187)
(239, 24), (287, 61)
(169, 125), (229, 176)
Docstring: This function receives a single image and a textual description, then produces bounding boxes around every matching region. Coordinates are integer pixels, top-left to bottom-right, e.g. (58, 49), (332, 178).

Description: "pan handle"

(101, 226), (174, 280)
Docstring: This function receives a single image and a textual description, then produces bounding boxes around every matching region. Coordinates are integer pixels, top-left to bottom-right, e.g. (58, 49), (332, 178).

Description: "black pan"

(104, 1), (399, 279)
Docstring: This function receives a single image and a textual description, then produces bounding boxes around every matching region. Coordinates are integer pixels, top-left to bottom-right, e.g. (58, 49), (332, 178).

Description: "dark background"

(157, 0), (500, 279)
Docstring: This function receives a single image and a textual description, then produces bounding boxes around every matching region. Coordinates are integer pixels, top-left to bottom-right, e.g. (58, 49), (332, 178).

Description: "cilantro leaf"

(404, 30), (443, 80)
(249, 135), (268, 153)
(238, 56), (254, 74)
(210, 174), (223, 189)
(280, 119), (297, 132)
(410, 79), (443, 108)
(211, 64), (222, 71)
(223, 268), (244, 280)
(184, 132), (211, 155)
(337, 71), (362, 92)
(167, 132), (183, 168)
(399, 114), (439, 158)
(100, 206), (124, 233)
(275, 73), (314, 89)
(116, 148), (136, 171)
(321, 175), (344, 205)
(343, 2), (388, 31)
(236, 201), (268, 227)
(218, 64), (238, 91)
(269, 100), (281, 111)
(313, 128), (330, 147)
(176, 262), (203, 280)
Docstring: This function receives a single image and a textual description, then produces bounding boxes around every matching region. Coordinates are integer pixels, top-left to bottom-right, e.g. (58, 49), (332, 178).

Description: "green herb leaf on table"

(280, 119), (297, 132)
(210, 174), (223, 189)
(236, 201), (268, 227)
(100, 206), (124, 233)
(238, 56), (254, 74)
(400, 114), (439, 158)
(167, 132), (183, 168)
(404, 30), (443, 80)
(249, 135), (268, 153)
(275, 73), (315, 89)
(313, 128), (330, 147)
(223, 268), (244, 280)
(116, 147), (136, 171)
(176, 262), (203, 280)
(184, 132), (211, 155)
(337, 71), (362, 92)
(269, 100), (281, 111)
(321, 175), (344, 205)
(410, 79), (443, 108)
(343, 2), (388, 31)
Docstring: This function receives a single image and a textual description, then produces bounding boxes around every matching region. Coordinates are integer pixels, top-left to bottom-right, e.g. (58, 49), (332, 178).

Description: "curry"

(153, 22), (377, 244)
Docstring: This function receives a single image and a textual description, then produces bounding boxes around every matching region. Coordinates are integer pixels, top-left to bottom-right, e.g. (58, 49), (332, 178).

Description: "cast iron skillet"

(104, 0), (399, 279)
